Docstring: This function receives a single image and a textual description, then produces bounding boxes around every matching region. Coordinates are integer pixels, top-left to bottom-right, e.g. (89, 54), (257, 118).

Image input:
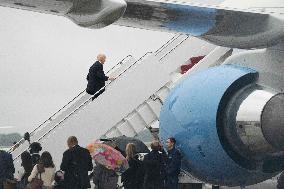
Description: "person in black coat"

(142, 141), (166, 189)
(60, 136), (93, 189)
(17, 151), (33, 189)
(0, 150), (15, 189)
(86, 54), (115, 100)
(277, 171), (284, 189)
(121, 143), (144, 189)
(29, 142), (42, 166)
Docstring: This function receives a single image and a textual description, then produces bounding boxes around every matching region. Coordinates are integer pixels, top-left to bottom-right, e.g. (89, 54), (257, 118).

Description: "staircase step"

(136, 103), (157, 126)
(125, 112), (147, 133)
(116, 120), (137, 137)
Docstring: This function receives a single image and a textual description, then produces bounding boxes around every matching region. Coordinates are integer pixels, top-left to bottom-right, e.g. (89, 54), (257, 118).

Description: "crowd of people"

(0, 136), (182, 189)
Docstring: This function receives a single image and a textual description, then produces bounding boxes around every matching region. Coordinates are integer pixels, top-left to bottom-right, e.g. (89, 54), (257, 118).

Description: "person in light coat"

(28, 151), (55, 189)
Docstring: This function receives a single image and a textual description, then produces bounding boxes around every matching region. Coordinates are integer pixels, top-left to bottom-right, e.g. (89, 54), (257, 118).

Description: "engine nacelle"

(159, 64), (284, 186)
(66, 0), (127, 28)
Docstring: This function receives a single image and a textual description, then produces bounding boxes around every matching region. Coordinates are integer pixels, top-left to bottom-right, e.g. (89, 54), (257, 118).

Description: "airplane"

(1, 0), (284, 188)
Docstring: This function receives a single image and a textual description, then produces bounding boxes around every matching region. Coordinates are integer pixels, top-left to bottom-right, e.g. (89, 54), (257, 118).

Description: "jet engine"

(159, 48), (284, 187)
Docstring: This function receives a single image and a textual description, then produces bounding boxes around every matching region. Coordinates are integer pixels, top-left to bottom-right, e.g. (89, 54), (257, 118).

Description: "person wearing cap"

(86, 54), (115, 100)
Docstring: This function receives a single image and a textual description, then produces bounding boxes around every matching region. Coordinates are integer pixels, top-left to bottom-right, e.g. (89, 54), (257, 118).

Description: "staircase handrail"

(158, 35), (189, 61)
(11, 33), (189, 156)
(154, 34), (182, 55)
(12, 52), (152, 160)
(8, 55), (133, 153)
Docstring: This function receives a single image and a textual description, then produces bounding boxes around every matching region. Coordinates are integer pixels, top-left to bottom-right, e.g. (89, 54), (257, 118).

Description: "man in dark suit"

(86, 54), (115, 100)
(142, 141), (166, 189)
(0, 150), (15, 189)
(60, 136), (93, 189)
(165, 137), (181, 189)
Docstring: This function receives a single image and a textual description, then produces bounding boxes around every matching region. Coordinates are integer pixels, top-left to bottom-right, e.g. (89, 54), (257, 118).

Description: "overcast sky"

(0, 0), (270, 135)
(0, 7), (173, 134)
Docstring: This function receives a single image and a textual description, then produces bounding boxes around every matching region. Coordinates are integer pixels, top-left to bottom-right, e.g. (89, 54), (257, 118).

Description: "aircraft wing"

(0, 0), (283, 48)
(0, 0), (127, 28)
(115, 0), (284, 49)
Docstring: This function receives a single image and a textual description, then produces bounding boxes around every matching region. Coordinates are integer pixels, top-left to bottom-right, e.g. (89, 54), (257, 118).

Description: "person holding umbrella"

(100, 136), (150, 155)
(87, 141), (130, 189)
(121, 143), (144, 189)
(92, 162), (118, 189)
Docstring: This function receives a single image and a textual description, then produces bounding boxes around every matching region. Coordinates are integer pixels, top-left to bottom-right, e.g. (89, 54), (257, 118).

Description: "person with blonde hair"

(86, 53), (115, 100)
(125, 143), (136, 160)
(122, 143), (144, 189)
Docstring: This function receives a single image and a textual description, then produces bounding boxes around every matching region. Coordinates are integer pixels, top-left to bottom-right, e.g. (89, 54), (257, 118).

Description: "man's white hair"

(97, 54), (106, 61)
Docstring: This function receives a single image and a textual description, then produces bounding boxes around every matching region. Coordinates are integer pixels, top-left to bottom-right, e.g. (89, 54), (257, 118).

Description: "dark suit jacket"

(0, 150), (15, 179)
(86, 61), (109, 95)
(166, 147), (181, 177)
(60, 145), (93, 189)
(142, 150), (166, 189)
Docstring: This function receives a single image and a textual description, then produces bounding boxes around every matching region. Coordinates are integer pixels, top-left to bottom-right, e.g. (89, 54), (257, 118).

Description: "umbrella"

(100, 136), (150, 154)
(86, 142), (129, 173)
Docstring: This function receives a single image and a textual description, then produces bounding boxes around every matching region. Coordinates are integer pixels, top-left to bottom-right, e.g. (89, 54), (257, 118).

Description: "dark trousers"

(0, 178), (5, 189)
(165, 176), (178, 189)
(143, 182), (163, 189)
(91, 88), (105, 101)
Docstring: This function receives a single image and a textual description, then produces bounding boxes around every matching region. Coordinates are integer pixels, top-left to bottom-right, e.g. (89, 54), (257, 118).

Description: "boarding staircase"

(10, 34), (232, 174)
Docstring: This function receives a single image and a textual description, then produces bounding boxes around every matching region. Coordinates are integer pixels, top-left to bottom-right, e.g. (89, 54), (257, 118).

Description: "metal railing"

(154, 34), (182, 55)
(39, 34), (188, 140)
(8, 55), (133, 153)
(12, 52), (152, 161)
(158, 35), (189, 61)
(11, 33), (190, 160)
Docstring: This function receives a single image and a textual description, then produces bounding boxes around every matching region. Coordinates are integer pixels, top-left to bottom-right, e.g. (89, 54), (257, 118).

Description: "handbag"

(3, 179), (17, 189)
(25, 165), (44, 189)
(24, 174), (43, 189)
